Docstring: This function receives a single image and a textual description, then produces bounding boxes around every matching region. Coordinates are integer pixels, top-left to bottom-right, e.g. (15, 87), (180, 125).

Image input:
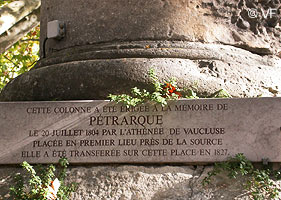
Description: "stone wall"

(0, 0), (280, 199)
(1, 164), (280, 199)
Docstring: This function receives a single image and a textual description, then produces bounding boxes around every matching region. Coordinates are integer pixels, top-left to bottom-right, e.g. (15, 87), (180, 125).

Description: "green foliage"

(0, 0), (14, 7)
(109, 69), (231, 107)
(0, 26), (40, 90)
(247, 169), (281, 200)
(209, 89), (232, 98)
(109, 68), (182, 107)
(202, 153), (281, 200)
(202, 153), (253, 185)
(184, 88), (200, 99)
(10, 158), (78, 200)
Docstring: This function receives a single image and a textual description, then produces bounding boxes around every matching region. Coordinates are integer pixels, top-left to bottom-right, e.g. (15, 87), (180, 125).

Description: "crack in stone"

(188, 165), (206, 199)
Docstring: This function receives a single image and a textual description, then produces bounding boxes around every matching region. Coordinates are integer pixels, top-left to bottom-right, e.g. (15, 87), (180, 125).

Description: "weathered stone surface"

(0, 0), (41, 35)
(1, 0), (281, 101)
(1, 165), (281, 200)
(201, 0), (281, 56)
(1, 45), (281, 101)
(1, 98), (281, 164)
(39, 0), (280, 57)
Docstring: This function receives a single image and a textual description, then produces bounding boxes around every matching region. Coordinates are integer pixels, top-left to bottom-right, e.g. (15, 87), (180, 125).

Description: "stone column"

(0, 1), (281, 199)
(1, 0), (280, 100)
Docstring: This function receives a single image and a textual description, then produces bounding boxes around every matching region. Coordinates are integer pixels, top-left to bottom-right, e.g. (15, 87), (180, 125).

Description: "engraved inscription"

(0, 98), (280, 164)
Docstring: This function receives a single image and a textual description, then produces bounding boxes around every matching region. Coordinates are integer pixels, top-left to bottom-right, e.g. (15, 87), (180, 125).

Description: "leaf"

(0, 25), (40, 91)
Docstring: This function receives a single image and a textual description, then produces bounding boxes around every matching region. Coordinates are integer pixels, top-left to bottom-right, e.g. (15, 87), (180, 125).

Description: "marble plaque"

(0, 98), (280, 164)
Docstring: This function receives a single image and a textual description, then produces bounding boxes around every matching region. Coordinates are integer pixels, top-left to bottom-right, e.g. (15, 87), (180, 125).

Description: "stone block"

(0, 98), (280, 164)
